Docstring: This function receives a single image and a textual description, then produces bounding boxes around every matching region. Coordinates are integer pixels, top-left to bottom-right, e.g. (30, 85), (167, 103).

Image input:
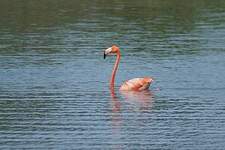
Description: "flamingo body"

(120, 77), (153, 91)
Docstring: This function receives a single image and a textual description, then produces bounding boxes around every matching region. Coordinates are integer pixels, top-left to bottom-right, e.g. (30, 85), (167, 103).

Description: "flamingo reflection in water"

(120, 90), (154, 112)
(110, 88), (154, 112)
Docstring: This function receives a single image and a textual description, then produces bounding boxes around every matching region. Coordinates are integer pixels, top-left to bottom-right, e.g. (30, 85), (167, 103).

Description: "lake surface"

(0, 0), (225, 149)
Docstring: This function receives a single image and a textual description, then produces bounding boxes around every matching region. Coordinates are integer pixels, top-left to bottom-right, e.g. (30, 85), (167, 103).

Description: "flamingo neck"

(110, 51), (120, 90)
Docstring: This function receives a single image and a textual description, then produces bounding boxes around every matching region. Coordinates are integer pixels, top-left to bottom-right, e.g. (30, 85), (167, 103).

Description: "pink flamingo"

(104, 45), (153, 91)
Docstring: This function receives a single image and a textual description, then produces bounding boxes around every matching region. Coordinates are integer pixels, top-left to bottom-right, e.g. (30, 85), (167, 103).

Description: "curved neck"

(110, 50), (120, 90)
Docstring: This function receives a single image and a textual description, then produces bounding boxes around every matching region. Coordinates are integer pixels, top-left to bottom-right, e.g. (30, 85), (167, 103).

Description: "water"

(0, 0), (225, 149)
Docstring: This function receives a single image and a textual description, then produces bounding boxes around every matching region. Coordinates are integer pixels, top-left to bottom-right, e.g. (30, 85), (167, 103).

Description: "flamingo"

(104, 45), (153, 91)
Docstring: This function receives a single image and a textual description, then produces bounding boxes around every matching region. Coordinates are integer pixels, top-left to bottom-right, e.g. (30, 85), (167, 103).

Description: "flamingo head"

(104, 45), (120, 59)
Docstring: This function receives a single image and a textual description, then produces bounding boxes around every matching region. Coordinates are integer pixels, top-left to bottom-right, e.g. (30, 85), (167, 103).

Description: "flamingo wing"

(120, 77), (153, 91)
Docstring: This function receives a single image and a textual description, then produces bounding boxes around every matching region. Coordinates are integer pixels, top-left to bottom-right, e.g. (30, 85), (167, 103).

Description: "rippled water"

(1, 0), (225, 149)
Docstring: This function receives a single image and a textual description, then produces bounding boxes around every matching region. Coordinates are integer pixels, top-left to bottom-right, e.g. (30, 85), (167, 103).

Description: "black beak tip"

(104, 53), (106, 59)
